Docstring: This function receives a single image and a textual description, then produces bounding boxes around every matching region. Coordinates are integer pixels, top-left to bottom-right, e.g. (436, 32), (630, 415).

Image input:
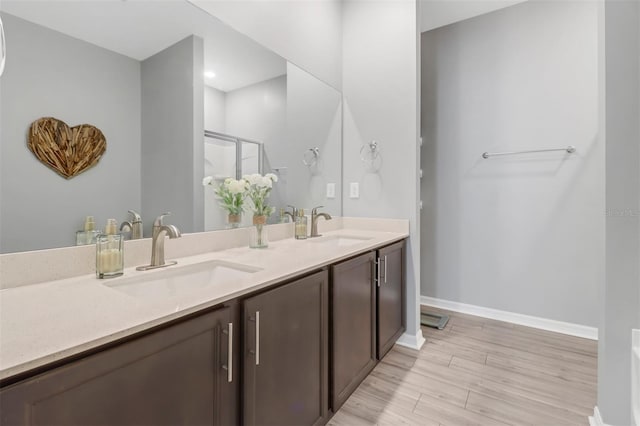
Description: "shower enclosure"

(204, 130), (263, 231)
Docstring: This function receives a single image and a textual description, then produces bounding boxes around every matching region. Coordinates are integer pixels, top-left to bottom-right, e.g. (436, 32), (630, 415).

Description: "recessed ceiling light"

(204, 71), (216, 79)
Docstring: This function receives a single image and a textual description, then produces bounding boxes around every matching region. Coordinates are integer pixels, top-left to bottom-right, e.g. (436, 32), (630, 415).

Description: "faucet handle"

(127, 209), (142, 223)
(312, 206), (324, 215)
(154, 212), (171, 227)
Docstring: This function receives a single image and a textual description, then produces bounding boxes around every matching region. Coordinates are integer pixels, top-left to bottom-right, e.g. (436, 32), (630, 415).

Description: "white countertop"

(0, 221), (408, 381)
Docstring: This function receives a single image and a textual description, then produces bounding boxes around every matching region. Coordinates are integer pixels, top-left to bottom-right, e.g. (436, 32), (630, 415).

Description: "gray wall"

(342, 0), (422, 347)
(286, 62), (342, 216)
(420, 1), (602, 327)
(0, 13), (141, 253)
(141, 35), (204, 235)
(599, 0), (640, 423)
(225, 74), (287, 215)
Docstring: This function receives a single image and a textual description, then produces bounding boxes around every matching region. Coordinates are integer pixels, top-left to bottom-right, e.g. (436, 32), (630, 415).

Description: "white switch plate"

(326, 183), (336, 199)
(349, 182), (359, 199)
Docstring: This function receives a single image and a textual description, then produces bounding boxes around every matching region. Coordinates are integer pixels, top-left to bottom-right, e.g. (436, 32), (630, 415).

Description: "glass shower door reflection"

(203, 131), (263, 231)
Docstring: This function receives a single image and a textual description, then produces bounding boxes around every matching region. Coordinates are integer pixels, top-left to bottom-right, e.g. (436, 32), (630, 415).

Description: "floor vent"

(420, 311), (449, 330)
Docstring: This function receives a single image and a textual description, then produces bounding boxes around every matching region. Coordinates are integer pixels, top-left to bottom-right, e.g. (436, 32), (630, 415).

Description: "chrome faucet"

(136, 213), (181, 271)
(120, 210), (143, 240)
(310, 206), (332, 238)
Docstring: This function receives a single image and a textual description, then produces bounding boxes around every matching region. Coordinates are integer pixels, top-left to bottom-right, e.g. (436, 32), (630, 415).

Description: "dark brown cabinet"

(0, 239), (405, 426)
(242, 270), (329, 426)
(0, 303), (239, 426)
(377, 240), (406, 359)
(330, 252), (377, 411)
(330, 240), (406, 412)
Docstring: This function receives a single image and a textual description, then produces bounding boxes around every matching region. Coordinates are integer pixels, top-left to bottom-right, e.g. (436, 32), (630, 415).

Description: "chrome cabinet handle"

(222, 322), (233, 383)
(376, 258), (381, 287)
(384, 255), (388, 284)
(227, 322), (233, 382)
(255, 311), (260, 366)
(0, 15), (5, 77)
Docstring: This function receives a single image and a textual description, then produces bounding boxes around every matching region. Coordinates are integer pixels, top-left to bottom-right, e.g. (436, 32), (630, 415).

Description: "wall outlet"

(349, 182), (359, 199)
(326, 183), (336, 199)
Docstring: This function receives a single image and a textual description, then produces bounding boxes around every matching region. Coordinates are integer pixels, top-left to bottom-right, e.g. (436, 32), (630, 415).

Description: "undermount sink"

(103, 260), (261, 300)
(308, 234), (372, 247)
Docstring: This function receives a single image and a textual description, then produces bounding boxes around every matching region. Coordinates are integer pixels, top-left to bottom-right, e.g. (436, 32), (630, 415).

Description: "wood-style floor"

(329, 307), (597, 426)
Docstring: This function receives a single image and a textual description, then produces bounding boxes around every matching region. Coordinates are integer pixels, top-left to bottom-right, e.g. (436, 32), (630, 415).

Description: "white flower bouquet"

(202, 176), (247, 216)
(244, 173), (278, 217)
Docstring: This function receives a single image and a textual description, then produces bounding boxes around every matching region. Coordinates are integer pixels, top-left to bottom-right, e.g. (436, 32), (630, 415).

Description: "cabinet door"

(0, 304), (239, 426)
(331, 251), (377, 411)
(243, 270), (329, 426)
(377, 240), (406, 359)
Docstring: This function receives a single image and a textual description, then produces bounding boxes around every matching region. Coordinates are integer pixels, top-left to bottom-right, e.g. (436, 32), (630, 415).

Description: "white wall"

(188, 0), (342, 91)
(419, 0), (527, 32)
(420, 0), (602, 327)
(342, 0), (423, 348)
(599, 0), (640, 423)
(204, 86), (226, 132)
(0, 13), (141, 253)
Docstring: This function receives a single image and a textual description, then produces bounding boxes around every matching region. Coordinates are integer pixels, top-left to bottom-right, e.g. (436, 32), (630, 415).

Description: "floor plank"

(330, 308), (595, 425)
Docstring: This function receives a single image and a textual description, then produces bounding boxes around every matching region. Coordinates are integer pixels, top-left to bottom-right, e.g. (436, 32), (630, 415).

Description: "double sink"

(102, 234), (372, 300)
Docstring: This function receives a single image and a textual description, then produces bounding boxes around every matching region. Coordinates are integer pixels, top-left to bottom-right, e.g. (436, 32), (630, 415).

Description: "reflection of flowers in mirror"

(202, 176), (248, 215)
(244, 173), (278, 217)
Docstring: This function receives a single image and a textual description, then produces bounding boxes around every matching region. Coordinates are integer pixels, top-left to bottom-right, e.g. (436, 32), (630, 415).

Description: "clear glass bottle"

(295, 209), (308, 240)
(96, 219), (124, 279)
(76, 216), (100, 246)
(250, 214), (269, 248)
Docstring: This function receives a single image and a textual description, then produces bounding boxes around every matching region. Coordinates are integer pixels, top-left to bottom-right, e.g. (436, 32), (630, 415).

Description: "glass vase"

(227, 213), (241, 229)
(250, 215), (268, 248)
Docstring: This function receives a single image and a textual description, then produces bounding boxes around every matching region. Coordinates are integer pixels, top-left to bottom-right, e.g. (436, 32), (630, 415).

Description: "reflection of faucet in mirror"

(310, 206), (332, 238)
(282, 205), (297, 223)
(136, 213), (181, 271)
(120, 210), (143, 240)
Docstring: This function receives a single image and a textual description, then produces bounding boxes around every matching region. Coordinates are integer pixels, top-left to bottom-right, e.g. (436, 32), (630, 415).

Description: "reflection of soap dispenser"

(295, 209), (307, 240)
(76, 216), (100, 246)
(96, 219), (124, 279)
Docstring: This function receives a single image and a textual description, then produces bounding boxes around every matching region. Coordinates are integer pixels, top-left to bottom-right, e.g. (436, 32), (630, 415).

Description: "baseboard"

(589, 406), (610, 426)
(395, 329), (426, 350)
(421, 296), (598, 340)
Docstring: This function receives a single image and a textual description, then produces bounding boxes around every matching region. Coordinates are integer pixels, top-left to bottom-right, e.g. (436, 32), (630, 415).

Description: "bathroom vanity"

(0, 219), (407, 426)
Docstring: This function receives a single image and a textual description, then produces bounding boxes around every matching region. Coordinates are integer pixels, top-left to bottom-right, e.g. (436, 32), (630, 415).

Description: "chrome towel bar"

(482, 146), (576, 159)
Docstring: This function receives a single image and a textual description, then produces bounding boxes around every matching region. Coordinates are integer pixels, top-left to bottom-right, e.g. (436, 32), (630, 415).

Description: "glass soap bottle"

(76, 216), (100, 246)
(295, 209), (308, 240)
(96, 219), (124, 279)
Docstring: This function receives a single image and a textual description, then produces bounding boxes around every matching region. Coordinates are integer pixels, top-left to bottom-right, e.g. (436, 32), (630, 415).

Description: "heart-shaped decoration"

(28, 117), (107, 179)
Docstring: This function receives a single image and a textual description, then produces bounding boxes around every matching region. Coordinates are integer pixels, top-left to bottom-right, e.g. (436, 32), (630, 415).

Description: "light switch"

(349, 182), (359, 199)
(326, 183), (336, 199)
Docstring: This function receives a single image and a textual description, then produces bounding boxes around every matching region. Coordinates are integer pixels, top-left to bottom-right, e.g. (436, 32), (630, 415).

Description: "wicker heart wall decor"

(28, 117), (107, 179)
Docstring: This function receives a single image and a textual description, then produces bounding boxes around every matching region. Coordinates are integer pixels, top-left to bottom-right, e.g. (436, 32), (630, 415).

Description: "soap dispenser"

(96, 219), (124, 279)
(76, 216), (100, 246)
(295, 209), (308, 240)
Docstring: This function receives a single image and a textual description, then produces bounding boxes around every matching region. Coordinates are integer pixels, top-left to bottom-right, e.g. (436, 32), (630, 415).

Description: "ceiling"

(0, 0), (286, 92)
(420, 0), (528, 32)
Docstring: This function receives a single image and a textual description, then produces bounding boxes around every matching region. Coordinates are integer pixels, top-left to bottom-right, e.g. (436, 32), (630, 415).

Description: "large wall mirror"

(0, 0), (342, 254)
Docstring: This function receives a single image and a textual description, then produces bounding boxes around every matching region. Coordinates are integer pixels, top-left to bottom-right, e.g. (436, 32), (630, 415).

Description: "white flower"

(265, 173), (278, 183)
(257, 176), (272, 189)
(227, 179), (247, 195)
(243, 174), (262, 186)
(202, 176), (214, 186)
